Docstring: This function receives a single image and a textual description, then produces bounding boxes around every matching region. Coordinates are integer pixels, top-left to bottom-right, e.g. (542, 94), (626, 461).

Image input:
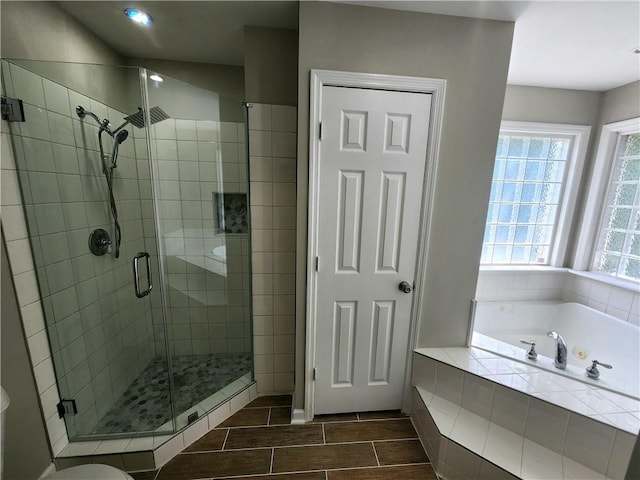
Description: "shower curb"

(54, 381), (258, 472)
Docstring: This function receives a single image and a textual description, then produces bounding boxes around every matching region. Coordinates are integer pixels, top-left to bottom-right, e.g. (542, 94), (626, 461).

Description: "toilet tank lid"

(1, 387), (9, 413)
(45, 464), (134, 480)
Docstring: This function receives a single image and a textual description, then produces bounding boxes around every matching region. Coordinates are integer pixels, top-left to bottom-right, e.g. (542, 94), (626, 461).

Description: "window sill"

(567, 269), (640, 293)
(479, 265), (568, 273)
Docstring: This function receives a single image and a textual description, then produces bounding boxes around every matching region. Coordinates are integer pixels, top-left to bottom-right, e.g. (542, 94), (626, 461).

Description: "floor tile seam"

(321, 417), (408, 424)
(209, 468), (327, 479)
(218, 423), (322, 431)
(315, 463), (432, 473)
(270, 440), (375, 450)
(180, 445), (274, 455)
(371, 437), (421, 442)
(269, 447), (274, 474)
(371, 441), (381, 467)
(324, 436), (419, 444)
(322, 423), (326, 444)
(191, 437), (420, 453)
(221, 428), (230, 450)
(244, 405), (290, 410)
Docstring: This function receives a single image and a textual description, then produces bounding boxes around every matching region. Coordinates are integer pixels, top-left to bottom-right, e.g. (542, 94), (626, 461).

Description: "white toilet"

(1, 387), (135, 480)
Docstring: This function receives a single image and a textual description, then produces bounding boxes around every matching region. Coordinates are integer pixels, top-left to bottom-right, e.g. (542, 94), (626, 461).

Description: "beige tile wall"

(248, 103), (297, 395)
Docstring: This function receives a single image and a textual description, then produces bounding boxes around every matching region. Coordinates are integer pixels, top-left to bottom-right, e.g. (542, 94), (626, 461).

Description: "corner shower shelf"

(411, 348), (637, 480)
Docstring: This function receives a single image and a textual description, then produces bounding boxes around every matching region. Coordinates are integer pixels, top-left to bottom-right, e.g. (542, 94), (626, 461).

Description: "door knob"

(398, 281), (412, 294)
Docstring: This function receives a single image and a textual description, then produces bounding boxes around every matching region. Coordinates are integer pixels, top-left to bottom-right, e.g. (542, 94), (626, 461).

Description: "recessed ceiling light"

(149, 74), (163, 82)
(124, 8), (152, 26)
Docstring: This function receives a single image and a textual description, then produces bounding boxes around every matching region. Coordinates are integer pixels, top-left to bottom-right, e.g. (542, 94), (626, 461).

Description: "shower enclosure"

(1, 59), (253, 439)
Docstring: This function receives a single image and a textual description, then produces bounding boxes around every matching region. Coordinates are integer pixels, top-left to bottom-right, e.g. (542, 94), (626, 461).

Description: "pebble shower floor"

(92, 353), (253, 434)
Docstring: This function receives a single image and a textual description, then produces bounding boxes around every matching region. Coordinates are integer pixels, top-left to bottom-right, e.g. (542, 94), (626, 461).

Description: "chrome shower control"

(88, 229), (111, 256)
(519, 339), (538, 360)
(585, 359), (613, 380)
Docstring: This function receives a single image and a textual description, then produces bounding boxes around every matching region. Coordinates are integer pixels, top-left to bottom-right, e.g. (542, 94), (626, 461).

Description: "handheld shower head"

(115, 129), (129, 145)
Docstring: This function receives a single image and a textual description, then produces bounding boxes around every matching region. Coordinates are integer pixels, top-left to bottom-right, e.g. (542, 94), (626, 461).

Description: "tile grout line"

(266, 407), (272, 426)
(179, 437), (421, 455)
(221, 428), (230, 451)
(371, 441), (381, 467)
(269, 447), (274, 474)
(322, 422), (326, 444)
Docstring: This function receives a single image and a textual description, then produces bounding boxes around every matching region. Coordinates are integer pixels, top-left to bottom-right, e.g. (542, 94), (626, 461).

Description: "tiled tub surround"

(472, 301), (640, 399)
(411, 348), (639, 480)
(476, 268), (640, 326)
(1, 61), (159, 449)
(248, 103), (297, 395)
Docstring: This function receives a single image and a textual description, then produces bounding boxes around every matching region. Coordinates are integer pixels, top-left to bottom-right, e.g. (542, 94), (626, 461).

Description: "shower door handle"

(133, 252), (153, 298)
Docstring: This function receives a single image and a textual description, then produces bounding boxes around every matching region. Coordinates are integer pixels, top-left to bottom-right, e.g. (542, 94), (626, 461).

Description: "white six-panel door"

(314, 86), (431, 414)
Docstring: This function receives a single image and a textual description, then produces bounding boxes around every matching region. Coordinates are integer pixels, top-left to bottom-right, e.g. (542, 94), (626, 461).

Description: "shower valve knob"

(89, 228), (111, 256)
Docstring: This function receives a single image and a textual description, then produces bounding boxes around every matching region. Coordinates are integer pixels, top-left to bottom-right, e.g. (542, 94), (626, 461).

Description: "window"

(481, 122), (590, 266)
(591, 127), (640, 281)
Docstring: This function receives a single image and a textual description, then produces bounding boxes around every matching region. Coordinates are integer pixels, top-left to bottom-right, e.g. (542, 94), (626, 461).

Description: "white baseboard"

(291, 408), (306, 424)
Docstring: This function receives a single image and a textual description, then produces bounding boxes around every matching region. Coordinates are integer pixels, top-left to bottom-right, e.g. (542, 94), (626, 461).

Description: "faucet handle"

(586, 359), (613, 380)
(592, 360), (613, 369)
(519, 339), (538, 360)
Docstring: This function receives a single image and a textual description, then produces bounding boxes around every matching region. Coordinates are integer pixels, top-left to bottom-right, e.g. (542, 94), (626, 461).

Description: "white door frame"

(304, 69), (447, 422)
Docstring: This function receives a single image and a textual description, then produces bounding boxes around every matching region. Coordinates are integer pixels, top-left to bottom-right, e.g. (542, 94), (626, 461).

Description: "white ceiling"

(57, 1), (640, 92)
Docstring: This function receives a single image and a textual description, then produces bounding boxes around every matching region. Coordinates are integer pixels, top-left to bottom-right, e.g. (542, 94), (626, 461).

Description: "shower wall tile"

(249, 103), (296, 395)
(2, 63), (155, 448)
(9, 63), (46, 108)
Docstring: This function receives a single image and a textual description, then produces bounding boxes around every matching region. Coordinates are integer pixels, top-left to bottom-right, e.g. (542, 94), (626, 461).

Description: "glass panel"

(144, 71), (253, 431)
(1, 59), (172, 438)
(593, 133), (640, 281)
(481, 133), (572, 265)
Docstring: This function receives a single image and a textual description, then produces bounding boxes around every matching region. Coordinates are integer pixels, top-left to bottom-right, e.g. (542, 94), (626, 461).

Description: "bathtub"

(472, 301), (640, 400)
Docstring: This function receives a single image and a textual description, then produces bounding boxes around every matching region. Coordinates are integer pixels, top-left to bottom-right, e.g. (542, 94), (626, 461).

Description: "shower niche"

(0, 59), (253, 441)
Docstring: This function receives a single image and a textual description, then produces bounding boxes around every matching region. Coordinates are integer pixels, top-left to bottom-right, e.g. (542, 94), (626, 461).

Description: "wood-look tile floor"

(130, 395), (437, 480)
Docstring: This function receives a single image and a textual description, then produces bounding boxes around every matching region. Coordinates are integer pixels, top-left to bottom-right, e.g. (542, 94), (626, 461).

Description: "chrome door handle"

(133, 252), (153, 298)
(398, 281), (412, 294)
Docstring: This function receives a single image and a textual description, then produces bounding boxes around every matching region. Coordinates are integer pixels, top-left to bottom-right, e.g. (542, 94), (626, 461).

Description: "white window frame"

(574, 117), (640, 285)
(482, 121), (591, 267)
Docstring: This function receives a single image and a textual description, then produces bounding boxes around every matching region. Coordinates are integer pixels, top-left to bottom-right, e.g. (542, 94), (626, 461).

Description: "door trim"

(305, 69), (447, 421)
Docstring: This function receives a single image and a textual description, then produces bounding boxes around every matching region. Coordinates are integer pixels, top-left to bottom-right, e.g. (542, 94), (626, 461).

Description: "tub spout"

(547, 331), (567, 370)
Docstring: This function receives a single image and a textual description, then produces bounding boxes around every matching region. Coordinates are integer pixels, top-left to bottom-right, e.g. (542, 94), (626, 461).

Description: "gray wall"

(0, 1), (123, 65)
(1, 233), (52, 479)
(597, 80), (640, 126)
(244, 26), (298, 106)
(295, 1), (514, 408)
(502, 85), (602, 125)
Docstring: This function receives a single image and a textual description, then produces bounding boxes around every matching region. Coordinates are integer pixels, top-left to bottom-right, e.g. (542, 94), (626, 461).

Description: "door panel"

(314, 86), (432, 414)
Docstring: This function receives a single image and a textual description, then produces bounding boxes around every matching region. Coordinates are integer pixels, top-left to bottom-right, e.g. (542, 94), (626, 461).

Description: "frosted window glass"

(481, 133), (572, 265)
(592, 133), (640, 281)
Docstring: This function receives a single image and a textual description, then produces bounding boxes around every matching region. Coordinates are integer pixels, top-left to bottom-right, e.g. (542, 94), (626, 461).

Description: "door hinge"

(315, 256), (319, 272)
(57, 399), (77, 418)
(313, 368), (317, 380)
(319, 122), (322, 140)
(1, 96), (25, 122)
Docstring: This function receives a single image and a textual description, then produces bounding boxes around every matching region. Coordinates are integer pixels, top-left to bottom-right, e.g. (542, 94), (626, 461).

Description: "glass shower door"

(143, 70), (254, 430)
(1, 59), (173, 438)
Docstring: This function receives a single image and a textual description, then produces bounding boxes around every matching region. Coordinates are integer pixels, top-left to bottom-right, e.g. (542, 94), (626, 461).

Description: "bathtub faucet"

(547, 331), (567, 370)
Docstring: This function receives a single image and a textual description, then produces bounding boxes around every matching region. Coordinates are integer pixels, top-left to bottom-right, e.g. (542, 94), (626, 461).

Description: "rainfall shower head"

(122, 106), (170, 129)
